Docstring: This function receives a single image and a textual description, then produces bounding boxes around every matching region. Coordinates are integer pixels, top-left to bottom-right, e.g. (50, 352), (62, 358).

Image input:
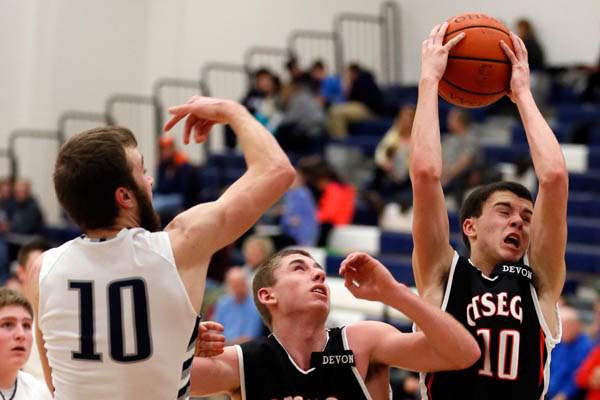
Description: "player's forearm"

(384, 281), (480, 368)
(410, 79), (443, 181)
(228, 105), (293, 175)
(515, 91), (568, 185)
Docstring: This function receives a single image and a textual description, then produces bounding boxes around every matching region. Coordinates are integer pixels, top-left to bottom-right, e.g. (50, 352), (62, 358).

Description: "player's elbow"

(538, 165), (568, 189)
(410, 161), (442, 183)
(453, 338), (481, 370)
(266, 159), (296, 192)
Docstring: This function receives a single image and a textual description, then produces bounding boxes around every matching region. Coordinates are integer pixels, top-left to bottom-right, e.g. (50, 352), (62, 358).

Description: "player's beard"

(131, 184), (161, 232)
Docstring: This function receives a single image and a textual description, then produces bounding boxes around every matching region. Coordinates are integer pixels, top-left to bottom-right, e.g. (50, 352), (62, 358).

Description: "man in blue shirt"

(549, 306), (593, 400)
(213, 267), (264, 344)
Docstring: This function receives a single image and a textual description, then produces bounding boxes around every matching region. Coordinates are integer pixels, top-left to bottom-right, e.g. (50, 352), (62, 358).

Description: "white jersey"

(38, 228), (199, 400)
(0, 371), (52, 400)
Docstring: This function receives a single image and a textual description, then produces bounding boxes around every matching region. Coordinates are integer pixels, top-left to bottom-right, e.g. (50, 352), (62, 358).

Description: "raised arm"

(410, 23), (463, 297)
(24, 254), (55, 394)
(501, 34), (568, 305)
(340, 253), (480, 371)
(164, 97), (295, 309)
(189, 346), (240, 396)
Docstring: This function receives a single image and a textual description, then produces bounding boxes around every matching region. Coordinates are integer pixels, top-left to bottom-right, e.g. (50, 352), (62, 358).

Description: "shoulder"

(17, 371), (51, 398)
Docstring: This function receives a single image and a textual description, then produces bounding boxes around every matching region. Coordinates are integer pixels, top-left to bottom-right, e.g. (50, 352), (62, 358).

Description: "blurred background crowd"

(2, 10), (600, 400)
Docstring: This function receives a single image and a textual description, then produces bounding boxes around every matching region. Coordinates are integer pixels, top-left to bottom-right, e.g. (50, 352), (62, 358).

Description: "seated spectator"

(516, 18), (546, 71)
(275, 170), (318, 248)
(309, 60), (344, 107)
(441, 109), (481, 207)
(591, 298), (600, 346)
(212, 267), (264, 345)
(369, 104), (415, 208)
(226, 68), (282, 148)
(6, 179), (44, 235)
(241, 235), (275, 282)
(298, 157), (356, 246)
(549, 306), (593, 400)
(327, 63), (384, 139)
(276, 81), (326, 158)
(284, 55), (311, 86)
(0, 179), (9, 284)
(2, 239), (48, 294)
(0, 288), (52, 399)
(581, 48), (600, 103)
(153, 135), (193, 224)
(576, 343), (600, 400)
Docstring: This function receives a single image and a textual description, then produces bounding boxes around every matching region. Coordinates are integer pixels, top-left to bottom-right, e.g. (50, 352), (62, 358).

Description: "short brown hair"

(17, 239), (48, 268)
(252, 249), (312, 330)
(460, 181), (533, 253)
(0, 288), (33, 318)
(54, 126), (138, 230)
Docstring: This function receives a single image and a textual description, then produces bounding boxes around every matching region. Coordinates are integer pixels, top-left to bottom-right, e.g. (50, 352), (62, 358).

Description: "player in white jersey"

(25, 96), (295, 400)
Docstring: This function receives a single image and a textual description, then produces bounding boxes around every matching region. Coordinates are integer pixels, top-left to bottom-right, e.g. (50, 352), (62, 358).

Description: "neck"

(85, 215), (138, 239)
(469, 249), (497, 277)
(272, 312), (327, 370)
(0, 368), (17, 390)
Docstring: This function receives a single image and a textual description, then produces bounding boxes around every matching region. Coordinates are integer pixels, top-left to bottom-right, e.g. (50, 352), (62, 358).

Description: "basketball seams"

(448, 55), (511, 65)
(441, 77), (508, 96)
(444, 25), (510, 38)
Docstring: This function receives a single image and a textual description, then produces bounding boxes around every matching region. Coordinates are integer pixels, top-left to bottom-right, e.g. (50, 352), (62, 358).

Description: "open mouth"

(11, 346), (26, 352)
(311, 285), (327, 297)
(503, 234), (520, 250)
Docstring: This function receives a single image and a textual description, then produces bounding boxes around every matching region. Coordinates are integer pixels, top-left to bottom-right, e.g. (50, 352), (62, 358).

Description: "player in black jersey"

(410, 22), (568, 399)
(189, 249), (480, 399)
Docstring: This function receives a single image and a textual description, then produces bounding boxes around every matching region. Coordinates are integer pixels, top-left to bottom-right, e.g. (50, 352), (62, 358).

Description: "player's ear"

(463, 217), (477, 241)
(257, 287), (276, 306)
(115, 187), (135, 209)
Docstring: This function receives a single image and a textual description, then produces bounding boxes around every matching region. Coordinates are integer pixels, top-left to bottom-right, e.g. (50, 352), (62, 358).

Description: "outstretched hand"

(420, 21), (465, 82)
(500, 32), (531, 103)
(339, 252), (399, 302)
(163, 96), (245, 145)
(195, 321), (225, 358)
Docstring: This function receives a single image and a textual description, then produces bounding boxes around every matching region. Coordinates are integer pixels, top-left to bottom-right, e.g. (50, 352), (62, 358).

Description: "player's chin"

(498, 246), (523, 263)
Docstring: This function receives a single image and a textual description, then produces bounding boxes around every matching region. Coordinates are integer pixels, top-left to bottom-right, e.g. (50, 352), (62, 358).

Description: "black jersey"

(238, 327), (377, 399)
(421, 252), (559, 400)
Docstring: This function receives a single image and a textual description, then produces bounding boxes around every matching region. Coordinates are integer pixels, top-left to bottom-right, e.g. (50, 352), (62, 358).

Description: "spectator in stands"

(0, 288), (52, 399)
(516, 19), (546, 71)
(441, 108), (481, 207)
(226, 68), (283, 148)
(549, 306), (593, 400)
(212, 267), (264, 345)
(153, 135), (193, 225)
(327, 63), (384, 139)
(576, 343), (600, 400)
(591, 298), (600, 345)
(581, 48), (600, 103)
(241, 235), (275, 282)
(276, 80), (326, 158)
(2, 239), (48, 294)
(0, 179), (10, 285)
(284, 55), (311, 86)
(275, 171), (319, 248)
(309, 60), (344, 107)
(6, 179), (44, 235)
(370, 104), (415, 209)
(298, 157), (356, 246)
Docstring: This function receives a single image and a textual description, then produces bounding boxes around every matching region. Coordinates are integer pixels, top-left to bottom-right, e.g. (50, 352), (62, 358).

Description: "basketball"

(439, 13), (515, 108)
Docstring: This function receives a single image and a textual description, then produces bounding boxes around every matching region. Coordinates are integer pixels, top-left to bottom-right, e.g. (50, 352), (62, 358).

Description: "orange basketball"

(439, 13), (515, 108)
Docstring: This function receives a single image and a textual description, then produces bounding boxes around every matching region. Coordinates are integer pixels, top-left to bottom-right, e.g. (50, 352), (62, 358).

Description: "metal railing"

(153, 77), (207, 164)
(244, 46), (290, 80)
(334, 0), (401, 84)
(200, 62), (249, 100)
(57, 111), (108, 144)
(8, 129), (62, 224)
(0, 148), (15, 180)
(287, 29), (342, 75)
(106, 94), (160, 177)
